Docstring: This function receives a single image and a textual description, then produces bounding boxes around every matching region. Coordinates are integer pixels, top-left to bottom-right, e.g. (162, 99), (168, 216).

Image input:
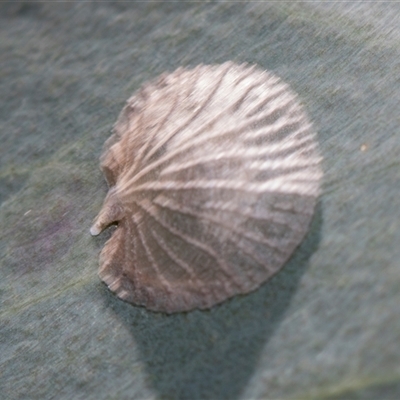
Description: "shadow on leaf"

(103, 203), (322, 400)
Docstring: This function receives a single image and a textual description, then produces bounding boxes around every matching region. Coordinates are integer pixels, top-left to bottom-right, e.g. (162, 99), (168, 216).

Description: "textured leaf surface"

(1, 2), (399, 399)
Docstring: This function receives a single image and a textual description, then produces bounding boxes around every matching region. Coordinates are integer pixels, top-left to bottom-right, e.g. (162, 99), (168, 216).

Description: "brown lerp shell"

(90, 62), (322, 313)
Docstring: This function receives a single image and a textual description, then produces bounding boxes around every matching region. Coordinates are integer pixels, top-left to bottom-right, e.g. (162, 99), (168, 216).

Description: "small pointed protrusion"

(90, 190), (123, 236)
(90, 225), (102, 237)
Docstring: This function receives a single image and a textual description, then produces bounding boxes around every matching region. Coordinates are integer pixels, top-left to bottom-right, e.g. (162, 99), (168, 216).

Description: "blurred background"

(1, 1), (399, 399)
